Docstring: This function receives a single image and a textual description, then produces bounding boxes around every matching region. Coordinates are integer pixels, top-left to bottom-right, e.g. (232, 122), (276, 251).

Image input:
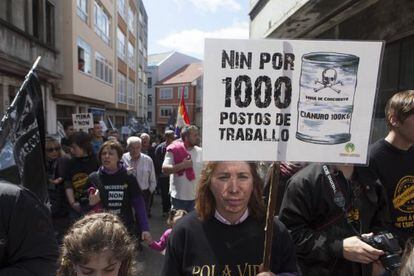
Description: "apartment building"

(135, 0), (149, 133)
(0, 0), (63, 133)
(56, 0), (148, 132)
(155, 62), (203, 133)
(250, 0), (414, 141)
(147, 51), (201, 133)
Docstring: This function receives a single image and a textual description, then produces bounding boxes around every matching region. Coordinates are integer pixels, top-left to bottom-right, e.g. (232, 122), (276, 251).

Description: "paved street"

(136, 193), (168, 275)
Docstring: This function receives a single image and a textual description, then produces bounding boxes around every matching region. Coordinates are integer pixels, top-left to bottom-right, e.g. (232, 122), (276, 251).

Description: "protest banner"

(57, 121), (66, 139)
(72, 113), (93, 130)
(0, 57), (48, 202)
(203, 38), (384, 164)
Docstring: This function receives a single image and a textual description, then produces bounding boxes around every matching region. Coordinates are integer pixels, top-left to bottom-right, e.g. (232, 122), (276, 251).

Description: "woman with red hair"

(161, 161), (298, 276)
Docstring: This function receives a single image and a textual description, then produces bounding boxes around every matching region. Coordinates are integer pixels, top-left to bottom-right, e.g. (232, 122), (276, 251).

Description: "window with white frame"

(117, 0), (125, 19)
(178, 86), (189, 99)
(77, 0), (88, 22)
(94, 1), (110, 44)
(160, 106), (173, 117)
(127, 79), (135, 105)
(117, 72), (127, 104)
(138, 37), (143, 53)
(77, 37), (92, 74)
(127, 6), (135, 33)
(159, 88), (173, 99)
(138, 65), (142, 80)
(127, 41), (135, 68)
(117, 28), (126, 60)
(95, 52), (113, 84)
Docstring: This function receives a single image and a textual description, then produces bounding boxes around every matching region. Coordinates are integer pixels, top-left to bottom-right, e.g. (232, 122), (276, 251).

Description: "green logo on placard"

(345, 143), (355, 153)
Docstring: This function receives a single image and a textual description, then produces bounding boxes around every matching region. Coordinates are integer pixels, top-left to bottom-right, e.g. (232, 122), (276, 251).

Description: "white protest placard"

(203, 38), (384, 164)
(121, 126), (131, 135)
(72, 113), (93, 130)
(99, 120), (108, 133)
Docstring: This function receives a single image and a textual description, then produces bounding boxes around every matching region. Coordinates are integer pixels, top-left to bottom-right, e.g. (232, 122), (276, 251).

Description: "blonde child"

(148, 209), (187, 252)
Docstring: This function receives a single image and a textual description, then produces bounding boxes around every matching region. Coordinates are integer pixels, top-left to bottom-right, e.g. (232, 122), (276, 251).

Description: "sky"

(141, 0), (250, 60)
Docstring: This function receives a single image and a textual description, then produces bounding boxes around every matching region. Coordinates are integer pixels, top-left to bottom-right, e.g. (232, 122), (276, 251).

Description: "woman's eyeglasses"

(46, 147), (61, 153)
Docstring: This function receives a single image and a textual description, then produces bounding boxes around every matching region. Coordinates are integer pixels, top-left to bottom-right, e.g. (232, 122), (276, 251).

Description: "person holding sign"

(279, 163), (390, 276)
(368, 90), (414, 247)
(161, 161), (298, 276)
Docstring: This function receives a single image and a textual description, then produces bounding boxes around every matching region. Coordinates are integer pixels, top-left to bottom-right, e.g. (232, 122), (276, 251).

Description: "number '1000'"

(222, 75), (292, 109)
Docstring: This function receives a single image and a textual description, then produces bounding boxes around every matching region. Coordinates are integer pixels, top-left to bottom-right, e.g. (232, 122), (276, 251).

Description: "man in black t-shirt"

(369, 90), (414, 245)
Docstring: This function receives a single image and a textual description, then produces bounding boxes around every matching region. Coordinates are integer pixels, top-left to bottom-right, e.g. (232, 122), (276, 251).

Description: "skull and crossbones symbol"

(314, 68), (343, 93)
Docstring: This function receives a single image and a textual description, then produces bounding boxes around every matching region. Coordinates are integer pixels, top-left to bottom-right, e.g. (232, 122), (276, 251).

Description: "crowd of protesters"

(0, 90), (413, 275)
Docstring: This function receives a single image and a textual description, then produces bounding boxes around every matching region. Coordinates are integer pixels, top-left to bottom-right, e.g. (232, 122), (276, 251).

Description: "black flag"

(0, 58), (48, 202)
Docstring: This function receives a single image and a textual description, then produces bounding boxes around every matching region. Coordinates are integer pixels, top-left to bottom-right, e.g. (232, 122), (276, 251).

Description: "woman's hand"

(71, 201), (81, 212)
(257, 264), (276, 276)
(142, 231), (152, 244)
(257, 272), (276, 276)
(49, 177), (63, 185)
(88, 189), (101, 206)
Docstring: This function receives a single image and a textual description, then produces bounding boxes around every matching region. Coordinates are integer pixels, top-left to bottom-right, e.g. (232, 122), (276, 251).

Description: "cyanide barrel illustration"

(296, 52), (359, 144)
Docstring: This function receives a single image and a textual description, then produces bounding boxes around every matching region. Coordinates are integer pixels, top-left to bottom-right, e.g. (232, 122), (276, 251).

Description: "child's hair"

(70, 131), (93, 156)
(400, 239), (414, 276)
(167, 209), (187, 228)
(57, 212), (136, 276)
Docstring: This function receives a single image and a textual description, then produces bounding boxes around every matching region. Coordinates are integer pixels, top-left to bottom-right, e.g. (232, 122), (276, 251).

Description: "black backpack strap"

(89, 172), (108, 208)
